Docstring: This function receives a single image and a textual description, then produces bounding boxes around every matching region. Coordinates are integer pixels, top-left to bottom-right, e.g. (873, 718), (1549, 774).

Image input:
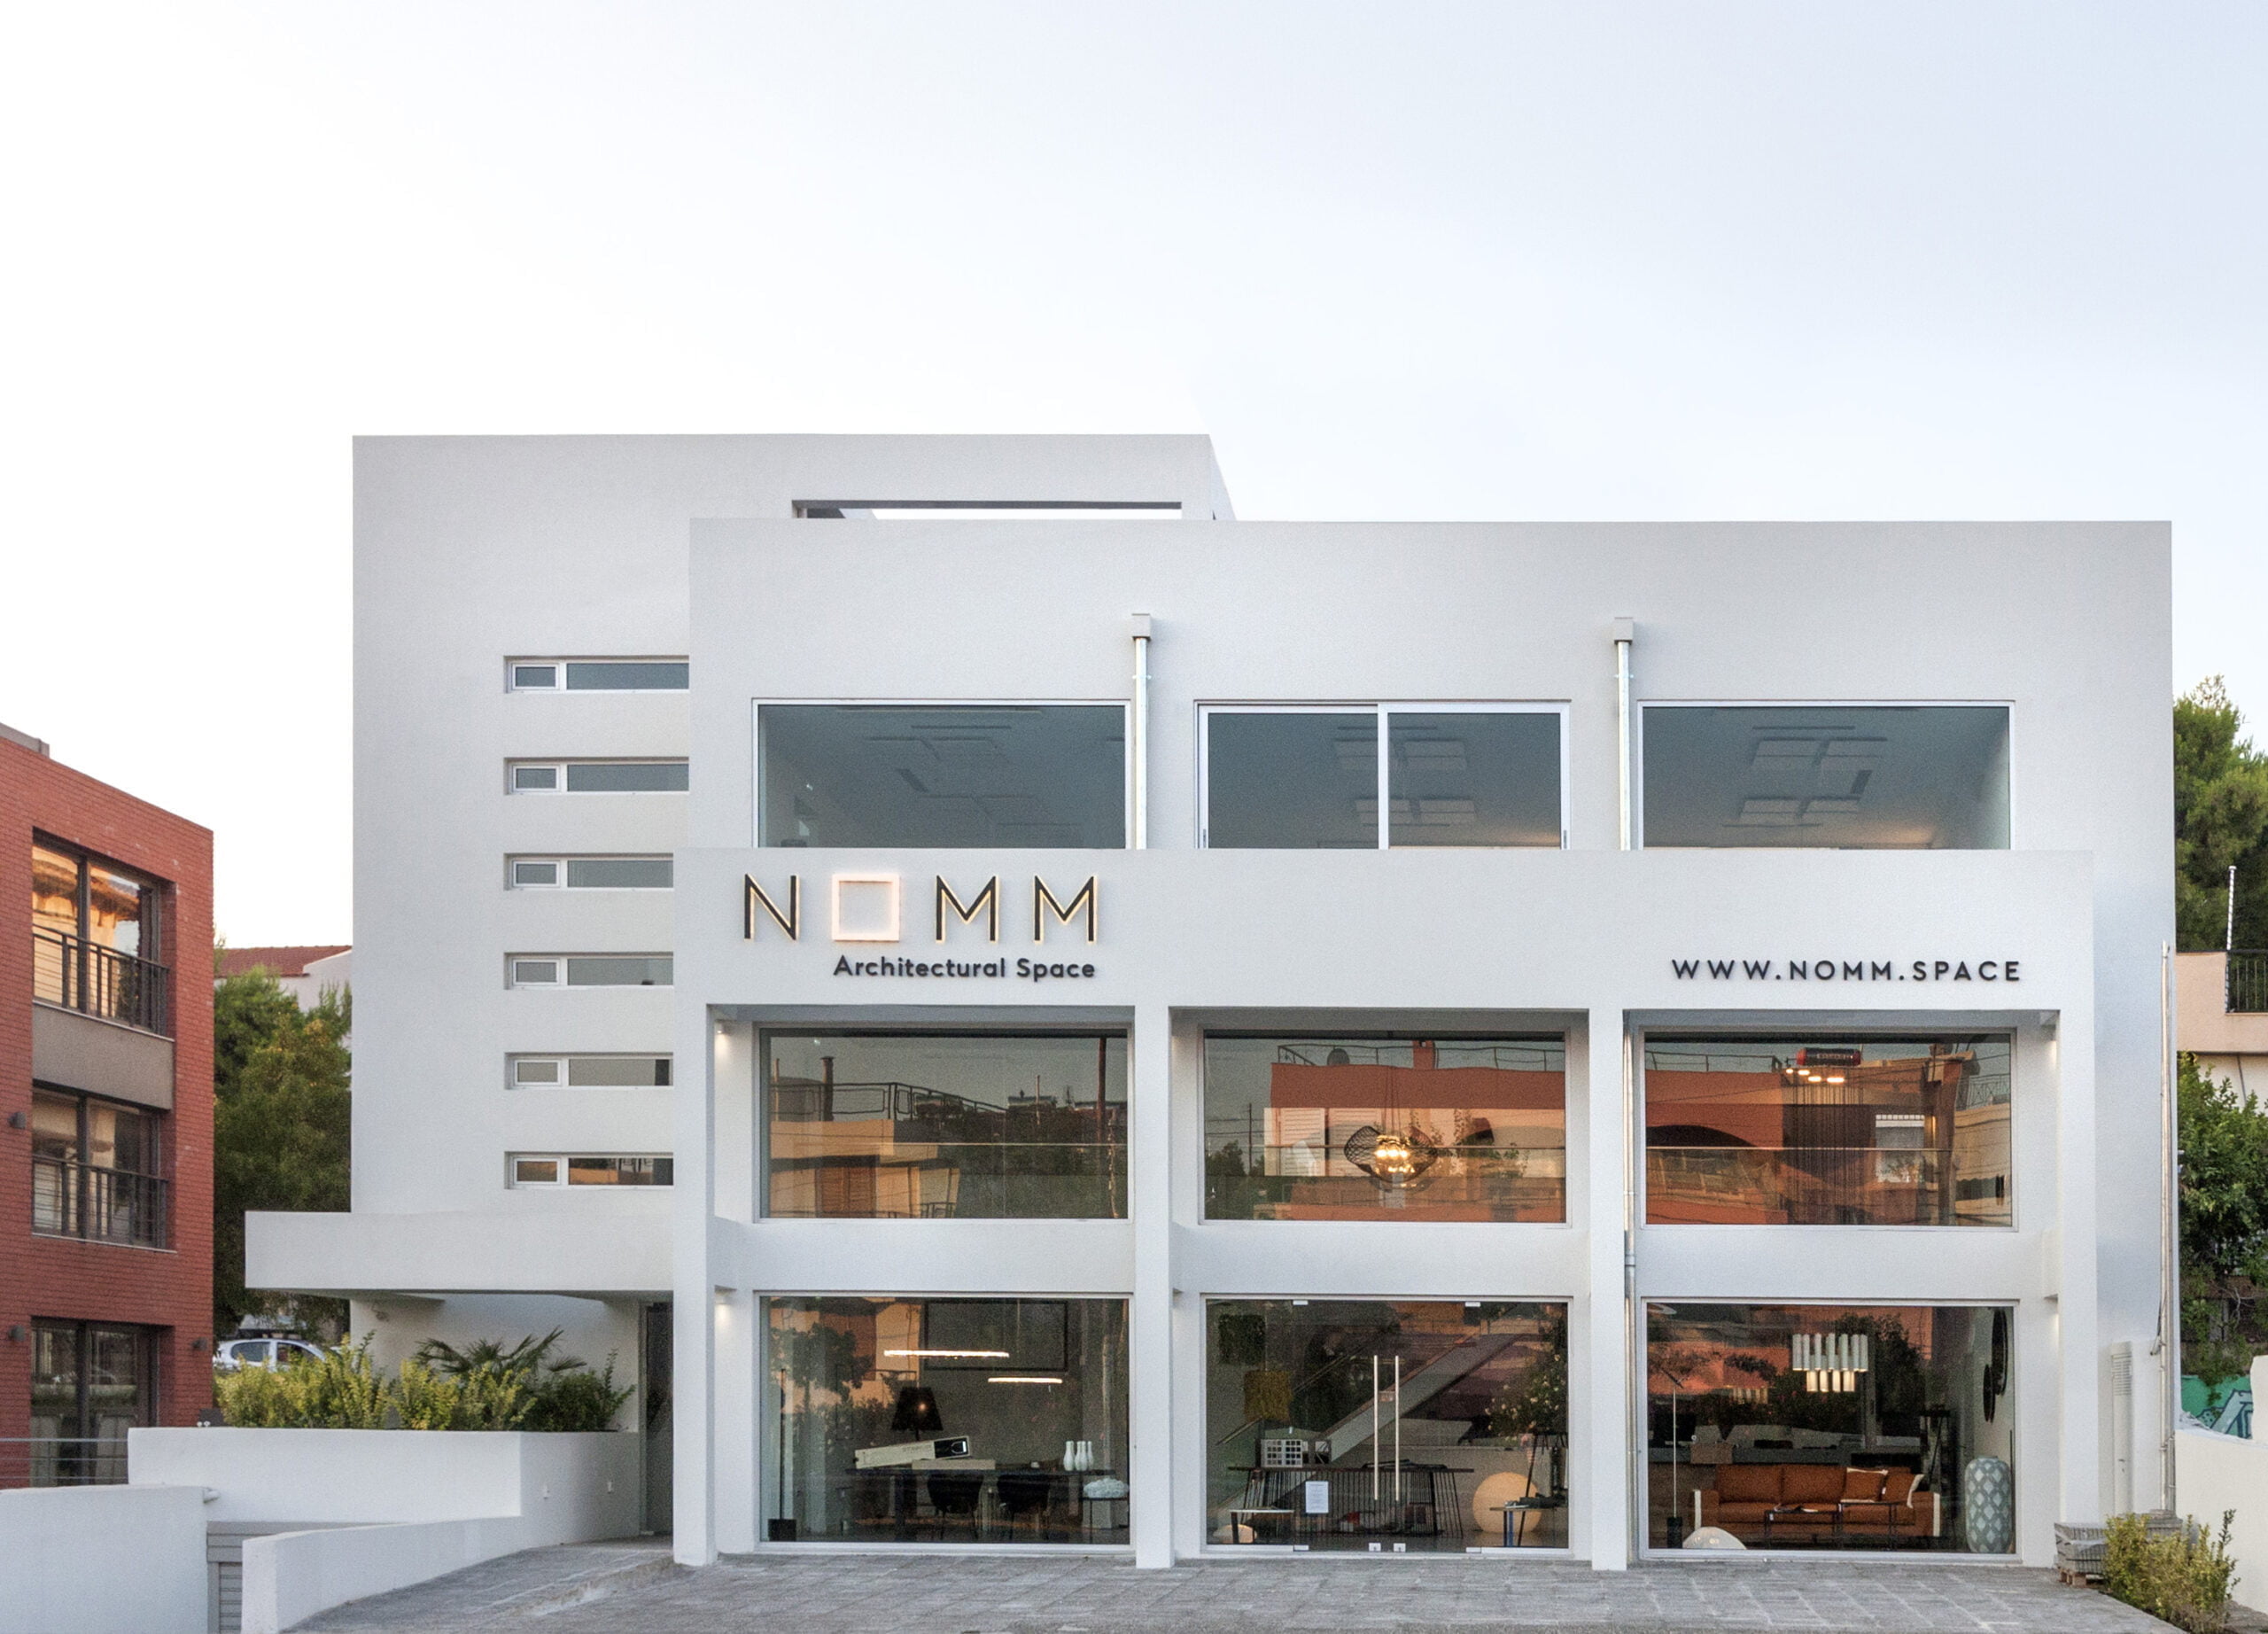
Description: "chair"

(926, 1471), (986, 1537)
(997, 1467), (1057, 1539)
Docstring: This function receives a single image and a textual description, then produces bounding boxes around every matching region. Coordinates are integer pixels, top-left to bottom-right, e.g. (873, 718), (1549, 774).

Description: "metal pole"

(1394, 1355), (1403, 1505)
(1614, 619), (1635, 851)
(1371, 1355), (1381, 1503)
(1624, 1024), (1642, 1559)
(2227, 865), (2237, 952)
(2159, 942), (2179, 1511)
(1130, 615), (1151, 851)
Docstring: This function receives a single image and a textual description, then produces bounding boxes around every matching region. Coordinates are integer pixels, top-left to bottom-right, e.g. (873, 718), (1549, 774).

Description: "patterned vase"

(1963, 1455), (2014, 1553)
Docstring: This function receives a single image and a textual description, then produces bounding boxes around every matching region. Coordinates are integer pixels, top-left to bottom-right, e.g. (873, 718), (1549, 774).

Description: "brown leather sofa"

(1691, 1464), (1941, 1543)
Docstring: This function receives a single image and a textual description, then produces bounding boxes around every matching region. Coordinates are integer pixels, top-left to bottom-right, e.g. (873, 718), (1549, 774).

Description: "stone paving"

(299, 1545), (2182, 1633)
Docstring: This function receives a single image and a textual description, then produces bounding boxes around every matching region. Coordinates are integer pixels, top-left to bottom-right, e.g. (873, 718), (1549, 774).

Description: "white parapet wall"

(2175, 1355), (2268, 1615)
(130, 1428), (641, 1633)
(0, 1485), (208, 1634)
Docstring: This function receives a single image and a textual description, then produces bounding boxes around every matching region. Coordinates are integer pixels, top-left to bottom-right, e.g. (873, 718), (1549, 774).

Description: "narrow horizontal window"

(509, 960), (560, 987)
(1641, 705), (2010, 850)
(507, 761), (687, 793)
(511, 1155), (674, 1187)
(510, 1054), (672, 1088)
(793, 501), (1180, 520)
(508, 658), (687, 691)
(758, 704), (1124, 848)
(509, 955), (672, 988)
(508, 857), (673, 890)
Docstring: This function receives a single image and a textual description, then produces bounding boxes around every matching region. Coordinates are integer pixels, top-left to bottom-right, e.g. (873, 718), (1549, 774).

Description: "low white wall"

(0, 1485), (206, 1634)
(2177, 1357), (2268, 1615)
(131, 1428), (641, 1632)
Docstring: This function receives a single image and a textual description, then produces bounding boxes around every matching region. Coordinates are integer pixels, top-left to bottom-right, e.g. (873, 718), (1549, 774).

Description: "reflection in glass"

(1642, 706), (2010, 849)
(766, 1035), (1126, 1219)
(1646, 1303), (2014, 1552)
(1204, 1038), (1565, 1222)
(766, 1297), (1128, 1544)
(1387, 713), (1561, 847)
(29, 1320), (151, 1485)
(1207, 1300), (1569, 1551)
(759, 704), (1126, 848)
(1644, 1039), (2011, 1226)
(1206, 712), (1378, 849)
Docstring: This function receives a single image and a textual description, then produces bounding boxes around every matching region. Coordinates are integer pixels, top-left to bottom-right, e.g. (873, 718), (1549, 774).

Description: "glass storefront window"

(765, 1296), (1128, 1545)
(29, 1320), (155, 1485)
(1641, 705), (2010, 849)
(765, 1034), (1127, 1219)
(757, 704), (1127, 848)
(1646, 1303), (2015, 1553)
(1203, 1037), (1565, 1222)
(1207, 1300), (1569, 1551)
(1643, 1038), (2011, 1226)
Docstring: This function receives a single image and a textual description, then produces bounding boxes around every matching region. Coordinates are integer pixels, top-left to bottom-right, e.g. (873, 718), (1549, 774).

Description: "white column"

(2051, 1010), (2101, 1557)
(1130, 1000), (1175, 1566)
(1581, 1005), (1632, 1568)
(671, 1006), (720, 1565)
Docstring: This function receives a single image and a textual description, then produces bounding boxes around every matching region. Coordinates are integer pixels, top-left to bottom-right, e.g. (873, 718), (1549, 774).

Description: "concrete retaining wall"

(0, 1484), (206, 1634)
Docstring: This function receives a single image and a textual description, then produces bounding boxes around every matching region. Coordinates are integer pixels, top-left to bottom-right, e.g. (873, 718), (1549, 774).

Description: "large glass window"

(765, 1296), (1129, 1545)
(765, 1034), (1126, 1219)
(1647, 1303), (2015, 1553)
(1207, 1300), (1569, 1551)
(1204, 1037), (1565, 1222)
(31, 838), (167, 1032)
(29, 1320), (157, 1485)
(1643, 1038), (2011, 1226)
(758, 704), (1126, 848)
(1641, 706), (2010, 849)
(1203, 706), (1563, 849)
(31, 1087), (167, 1248)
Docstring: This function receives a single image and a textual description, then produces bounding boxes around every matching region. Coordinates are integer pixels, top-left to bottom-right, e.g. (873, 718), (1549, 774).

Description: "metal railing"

(2228, 951), (2268, 1014)
(31, 1155), (169, 1249)
(0, 1437), (129, 1488)
(32, 928), (171, 1036)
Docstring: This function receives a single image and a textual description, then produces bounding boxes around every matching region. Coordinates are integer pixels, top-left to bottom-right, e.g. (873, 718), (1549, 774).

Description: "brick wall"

(0, 735), (214, 1446)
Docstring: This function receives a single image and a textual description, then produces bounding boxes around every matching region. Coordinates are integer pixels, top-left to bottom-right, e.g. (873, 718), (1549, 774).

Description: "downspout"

(2158, 942), (2179, 1510)
(1614, 618), (1635, 852)
(1130, 614), (1152, 850)
(1613, 617), (1639, 1557)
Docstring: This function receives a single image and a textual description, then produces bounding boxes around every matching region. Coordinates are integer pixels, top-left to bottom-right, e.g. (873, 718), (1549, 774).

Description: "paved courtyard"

(298, 1544), (2188, 1633)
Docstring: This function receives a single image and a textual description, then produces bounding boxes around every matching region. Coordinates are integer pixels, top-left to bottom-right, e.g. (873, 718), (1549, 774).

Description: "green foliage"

(2179, 1055), (2268, 1380)
(1487, 1312), (1569, 1440)
(2175, 678), (2268, 952)
(213, 969), (352, 1337)
(213, 1334), (626, 1431)
(2103, 1512), (2237, 1634)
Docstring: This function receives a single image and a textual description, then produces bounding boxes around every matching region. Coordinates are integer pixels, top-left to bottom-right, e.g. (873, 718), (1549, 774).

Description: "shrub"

(2103, 1511), (2238, 1634)
(525, 1357), (633, 1433)
(214, 1337), (388, 1428)
(213, 1333), (629, 1432)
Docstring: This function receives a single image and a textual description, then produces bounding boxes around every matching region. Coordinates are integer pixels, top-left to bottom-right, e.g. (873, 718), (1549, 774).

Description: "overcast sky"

(3, 3), (2262, 945)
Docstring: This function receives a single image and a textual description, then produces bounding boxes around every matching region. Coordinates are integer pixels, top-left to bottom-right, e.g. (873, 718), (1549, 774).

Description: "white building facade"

(254, 435), (2172, 1573)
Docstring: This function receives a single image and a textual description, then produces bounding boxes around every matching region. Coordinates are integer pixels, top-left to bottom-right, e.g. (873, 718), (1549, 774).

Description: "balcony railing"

(2229, 951), (2268, 1015)
(32, 1156), (169, 1249)
(0, 1437), (129, 1489)
(32, 928), (170, 1036)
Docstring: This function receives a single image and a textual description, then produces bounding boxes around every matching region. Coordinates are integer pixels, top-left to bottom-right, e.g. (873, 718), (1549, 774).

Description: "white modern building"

(254, 435), (2173, 1574)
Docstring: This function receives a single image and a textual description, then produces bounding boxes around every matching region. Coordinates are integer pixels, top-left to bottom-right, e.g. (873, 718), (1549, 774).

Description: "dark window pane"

(513, 766), (559, 790)
(1643, 706), (2010, 849)
(1206, 1300), (1568, 1551)
(566, 1055), (672, 1087)
(565, 858), (673, 889)
(759, 705), (1125, 848)
(1387, 712), (1560, 847)
(1206, 712), (1378, 849)
(565, 762), (688, 793)
(563, 956), (672, 987)
(1203, 1038), (1565, 1222)
(766, 1296), (1128, 1545)
(565, 661), (688, 690)
(1648, 1303), (2013, 1552)
(765, 1034), (1126, 1219)
(512, 665), (558, 689)
(1643, 1038), (2011, 1226)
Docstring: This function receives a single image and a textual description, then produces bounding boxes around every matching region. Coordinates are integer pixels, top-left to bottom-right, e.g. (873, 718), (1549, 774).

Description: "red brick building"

(0, 721), (213, 1483)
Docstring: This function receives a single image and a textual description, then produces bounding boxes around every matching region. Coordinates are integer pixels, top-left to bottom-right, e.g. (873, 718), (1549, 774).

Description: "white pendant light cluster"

(1792, 1331), (1869, 1393)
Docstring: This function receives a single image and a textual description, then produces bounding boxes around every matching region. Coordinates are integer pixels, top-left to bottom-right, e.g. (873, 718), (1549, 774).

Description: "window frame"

(508, 1054), (674, 1089)
(506, 760), (689, 795)
(752, 698), (1134, 850)
(1196, 702), (1570, 851)
(508, 1154), (676, 1188)
(30, 1082), (168, 1249)
(506, 856), (675, 891)
(507, 657), (690, 692)
(507, 955), (673, 990)
(1633, 699), (2016, 851)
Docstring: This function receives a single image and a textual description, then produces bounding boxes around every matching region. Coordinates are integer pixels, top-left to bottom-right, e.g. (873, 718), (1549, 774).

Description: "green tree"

(2179, 1054), (2268, 1382)
(213, 967), (351, 1337)
(2173, 678), (2268, 951)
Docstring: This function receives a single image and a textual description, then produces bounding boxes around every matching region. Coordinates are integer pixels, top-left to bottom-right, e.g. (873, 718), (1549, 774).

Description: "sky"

(1, 3), (2263, 945)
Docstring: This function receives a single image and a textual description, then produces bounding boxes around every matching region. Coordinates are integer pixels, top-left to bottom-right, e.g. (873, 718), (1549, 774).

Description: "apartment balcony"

(33, 928), (170, 1035)
(31, 1156), (169, 1250)
(29, 930), (176, 1111)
